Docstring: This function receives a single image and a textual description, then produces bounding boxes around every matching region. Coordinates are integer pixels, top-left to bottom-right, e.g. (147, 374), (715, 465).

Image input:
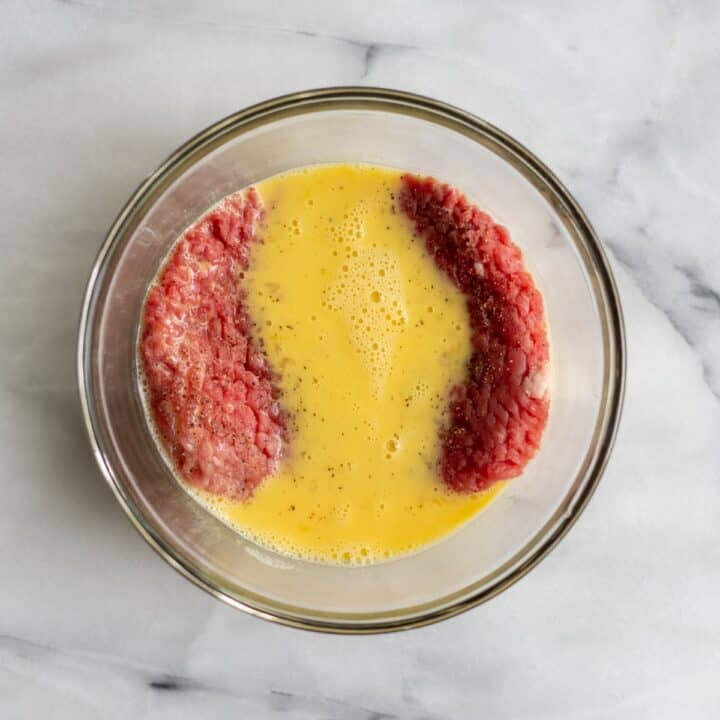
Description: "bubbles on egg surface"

(316, 208), (418, 394)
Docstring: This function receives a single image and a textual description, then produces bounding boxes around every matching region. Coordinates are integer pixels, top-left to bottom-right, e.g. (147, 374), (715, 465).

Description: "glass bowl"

(77, 87), (625, 633)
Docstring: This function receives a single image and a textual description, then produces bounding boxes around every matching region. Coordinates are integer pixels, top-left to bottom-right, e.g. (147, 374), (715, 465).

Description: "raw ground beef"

(400, 174), (550, 492)
(140, 189), (285, 500)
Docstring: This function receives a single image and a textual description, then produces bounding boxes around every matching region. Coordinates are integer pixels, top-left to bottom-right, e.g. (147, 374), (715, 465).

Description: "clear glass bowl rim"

(77, 86), (626, 634)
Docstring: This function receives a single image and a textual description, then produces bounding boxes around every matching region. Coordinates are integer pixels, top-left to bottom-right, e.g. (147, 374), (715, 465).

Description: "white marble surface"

(2, 1), (719, 717)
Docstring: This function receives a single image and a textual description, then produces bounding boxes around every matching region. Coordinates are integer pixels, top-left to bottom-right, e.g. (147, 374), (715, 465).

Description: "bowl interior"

(81, 93), (622, 630)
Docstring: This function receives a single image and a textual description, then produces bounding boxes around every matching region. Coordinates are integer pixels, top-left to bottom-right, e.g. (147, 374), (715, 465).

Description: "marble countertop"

(2, 1), (719, 717)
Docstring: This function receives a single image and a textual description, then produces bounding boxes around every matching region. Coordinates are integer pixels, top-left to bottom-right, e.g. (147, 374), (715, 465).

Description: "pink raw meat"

(140, 189), (285, 500)
(400, 174), (550, 492)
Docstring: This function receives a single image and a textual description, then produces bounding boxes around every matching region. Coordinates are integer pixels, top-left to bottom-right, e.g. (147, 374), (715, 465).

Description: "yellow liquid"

(193, 164), (503, 564)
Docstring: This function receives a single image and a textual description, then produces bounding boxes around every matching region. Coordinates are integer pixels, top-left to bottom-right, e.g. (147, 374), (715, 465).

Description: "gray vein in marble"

(362, 43), (381, 80)
(606, 231), (720, 402)
(1, 633), (174, 686)
(57, 0), (414, 59)
(269, 690), (401, 720)
(683, 263), (720, 311)
(563, 103), (720, 403)
(1, 634), (408, 719)
(147, 675), (202, 693)
(56, 0), (418, 92)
